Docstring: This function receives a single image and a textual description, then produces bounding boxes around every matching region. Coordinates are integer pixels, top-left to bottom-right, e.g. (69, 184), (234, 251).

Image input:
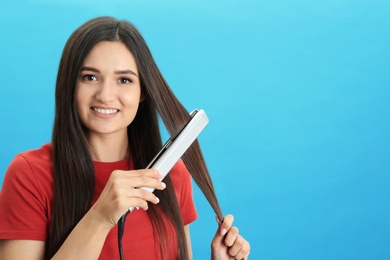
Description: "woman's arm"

(0, 215), (112, 260)
(0, 169), (165, 260)
(184, 225), (193, 260)
(51, 207), (112, 260)
(53, 169), (165, 259)
(0, 240), (45, 259)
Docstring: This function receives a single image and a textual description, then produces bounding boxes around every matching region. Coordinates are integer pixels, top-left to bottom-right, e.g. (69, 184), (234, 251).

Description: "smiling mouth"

(91, 107), (119, 114)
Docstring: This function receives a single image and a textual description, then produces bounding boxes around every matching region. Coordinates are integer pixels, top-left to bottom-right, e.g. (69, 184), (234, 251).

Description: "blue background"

(1, 0), (389, 259)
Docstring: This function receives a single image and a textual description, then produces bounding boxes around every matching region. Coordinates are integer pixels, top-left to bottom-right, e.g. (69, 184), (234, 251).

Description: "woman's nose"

(95, 80), (115, 103)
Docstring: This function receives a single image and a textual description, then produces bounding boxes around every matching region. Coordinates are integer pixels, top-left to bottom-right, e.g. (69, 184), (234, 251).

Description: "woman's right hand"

(90, 168), (166, 229)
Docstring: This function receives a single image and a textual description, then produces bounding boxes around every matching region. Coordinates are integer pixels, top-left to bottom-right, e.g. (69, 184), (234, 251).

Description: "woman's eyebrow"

(80, 66), (138, 77)
(114, 69), (138, 77)
(80, 66), (99, 72)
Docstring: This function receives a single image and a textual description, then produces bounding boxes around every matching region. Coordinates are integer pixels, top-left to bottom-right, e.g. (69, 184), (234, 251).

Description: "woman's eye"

(82, 75), (97, 81)
(120, 78), (132, 84)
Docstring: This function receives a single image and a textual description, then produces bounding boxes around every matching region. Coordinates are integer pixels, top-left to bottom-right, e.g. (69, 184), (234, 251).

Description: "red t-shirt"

(0, 143), (197, 259)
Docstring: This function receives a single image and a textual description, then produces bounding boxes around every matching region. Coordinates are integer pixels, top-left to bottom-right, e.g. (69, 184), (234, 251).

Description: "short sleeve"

(169, 160), (198, 225)
(0, 154), (49, 241)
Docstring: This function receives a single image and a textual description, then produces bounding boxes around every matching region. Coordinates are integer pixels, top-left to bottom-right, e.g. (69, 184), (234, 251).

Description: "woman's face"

(76, 41), (142, 139)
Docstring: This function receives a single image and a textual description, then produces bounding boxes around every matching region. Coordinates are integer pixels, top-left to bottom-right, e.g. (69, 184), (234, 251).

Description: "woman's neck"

(87, 133), (129, 162)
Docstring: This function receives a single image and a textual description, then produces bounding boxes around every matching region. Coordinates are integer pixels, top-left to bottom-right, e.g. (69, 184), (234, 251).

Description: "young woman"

(0, 17), (250, 259)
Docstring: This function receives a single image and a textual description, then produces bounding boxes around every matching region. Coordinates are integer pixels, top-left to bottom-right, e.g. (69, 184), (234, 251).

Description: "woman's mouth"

(91, 107), (119, 114)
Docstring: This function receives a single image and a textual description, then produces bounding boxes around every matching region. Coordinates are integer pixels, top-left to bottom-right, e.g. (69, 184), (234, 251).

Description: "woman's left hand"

(211, 214), (250, 260)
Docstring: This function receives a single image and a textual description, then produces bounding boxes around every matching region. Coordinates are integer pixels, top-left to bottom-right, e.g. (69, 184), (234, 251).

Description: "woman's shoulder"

(18, 143), (52, 164)
(0, 143), (54, 240)
(6, 143), (54, 184)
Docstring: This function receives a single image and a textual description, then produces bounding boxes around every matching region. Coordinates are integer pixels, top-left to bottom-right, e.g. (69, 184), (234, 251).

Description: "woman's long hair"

(49, 17), (223, 259)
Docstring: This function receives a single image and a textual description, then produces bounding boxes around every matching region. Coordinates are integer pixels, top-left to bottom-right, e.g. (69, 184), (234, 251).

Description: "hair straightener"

(118, 109), (209, 259)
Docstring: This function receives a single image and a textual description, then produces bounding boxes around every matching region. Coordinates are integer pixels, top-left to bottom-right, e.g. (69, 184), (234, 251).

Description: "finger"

(220, 214), (234, 236)
(224, 226), (239, 247)
(129, 169), (163, 179)
(128, 175), (167, 191)
(211, 216), (224, 250)
(211, 214), (235, 251)
(234, 239), (251, 260)
(113, 169), (163, 181)
(130, 188), (160, 205)
(125, 197), (150, 211)
(227, 234), (248, 258)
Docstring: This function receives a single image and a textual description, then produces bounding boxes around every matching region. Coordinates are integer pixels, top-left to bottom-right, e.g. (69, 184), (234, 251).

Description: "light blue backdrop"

(1, 0), (389, 259)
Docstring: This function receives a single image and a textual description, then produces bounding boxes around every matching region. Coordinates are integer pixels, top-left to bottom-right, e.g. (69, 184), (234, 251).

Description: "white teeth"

(93, 107), (118, 114)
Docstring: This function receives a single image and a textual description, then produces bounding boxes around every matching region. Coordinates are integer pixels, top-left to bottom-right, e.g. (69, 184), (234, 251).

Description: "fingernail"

(220, 228), (227, 236)
(215, 216), (221, 225)
(156, 197), (160, 204)
(161, 182), (166, 189)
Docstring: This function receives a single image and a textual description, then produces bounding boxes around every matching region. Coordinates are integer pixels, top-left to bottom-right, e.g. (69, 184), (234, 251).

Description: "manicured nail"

(156, 197), (160, 204)
(161, 182), (166, 189)
(220, 228), (227, 236)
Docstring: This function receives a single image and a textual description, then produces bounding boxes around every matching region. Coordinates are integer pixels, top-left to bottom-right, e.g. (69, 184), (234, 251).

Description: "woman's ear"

(139, 89), (146, 102)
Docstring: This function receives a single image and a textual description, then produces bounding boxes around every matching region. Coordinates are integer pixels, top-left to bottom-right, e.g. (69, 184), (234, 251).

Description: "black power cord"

(118, 210), (130, 260)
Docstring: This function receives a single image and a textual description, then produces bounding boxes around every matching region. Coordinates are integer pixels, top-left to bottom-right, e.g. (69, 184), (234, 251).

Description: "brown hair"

(49, 16), (223, 259)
